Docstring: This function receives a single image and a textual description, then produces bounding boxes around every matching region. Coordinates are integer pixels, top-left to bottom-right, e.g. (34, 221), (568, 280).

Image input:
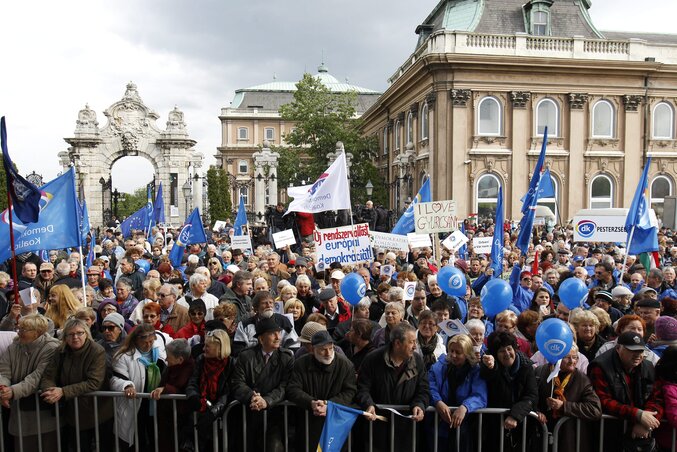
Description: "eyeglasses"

(142, 314), (158, 319)
(157, 293), (172, 298)
(40, 270), (53, 273)
(101, 325), (118, 331)
(189, 311), (205, 317)
(209, 262), (219, 266)
(66, 331), (86, 339)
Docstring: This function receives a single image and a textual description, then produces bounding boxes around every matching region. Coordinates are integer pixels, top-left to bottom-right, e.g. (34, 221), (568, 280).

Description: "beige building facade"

(360, 0), (677, 223)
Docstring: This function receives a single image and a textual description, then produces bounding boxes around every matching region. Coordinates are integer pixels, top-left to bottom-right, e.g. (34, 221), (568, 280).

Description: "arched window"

(421, 104), (429, 140)
(382, 126), (388, 155)
(590, 174), (614, 209)
(592, 100), (614, 138)
(536, 98), (559, 137)
(476, 173), (500, 221)
(239, 186), (249, 206)
(406, 112), (414, 145)
(537, 172), (559, 219)
(478, 97), (501, 136)
(653, 102), (674, 139)
(237, 127), (248, 140)
(395, 120), (401, 150)
(650, 175), (673, 219)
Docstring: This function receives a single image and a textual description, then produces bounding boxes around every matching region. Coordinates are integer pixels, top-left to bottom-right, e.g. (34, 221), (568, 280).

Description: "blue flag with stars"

(169, 208), (207, 267)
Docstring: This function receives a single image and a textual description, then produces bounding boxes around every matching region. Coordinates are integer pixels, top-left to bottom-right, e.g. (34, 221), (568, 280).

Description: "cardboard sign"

(380, 264), (394, 277)
(313, 223), (373, 266)
(212, 220), (228, 232)
(19, 287), (38, 306)
(403, 282), (417, 301)
(472, 237), (493, 254)
(230, 235), (253, 254)
(413, 201), (457, 233)
(370, 231), (410, 253)
(407, 233), (432, 248)
(272, 229), (297, 249)
(442, 230), (469, 251)
(274, 301), (285, 315)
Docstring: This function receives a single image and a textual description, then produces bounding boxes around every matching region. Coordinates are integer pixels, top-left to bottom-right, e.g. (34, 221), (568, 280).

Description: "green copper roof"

(442, 0), (483, 31)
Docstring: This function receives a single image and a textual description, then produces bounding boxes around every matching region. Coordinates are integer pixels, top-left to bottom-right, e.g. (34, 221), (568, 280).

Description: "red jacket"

(296, 212), (315, 237)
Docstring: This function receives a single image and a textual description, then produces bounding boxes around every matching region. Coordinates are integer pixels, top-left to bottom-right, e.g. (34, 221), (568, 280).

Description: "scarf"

(138, 347), (161, 416)
(199, 357), (228, 412)
(551, 371), (572, 418)
(417, 332), (438, 370)
(446, 361), (471, 406)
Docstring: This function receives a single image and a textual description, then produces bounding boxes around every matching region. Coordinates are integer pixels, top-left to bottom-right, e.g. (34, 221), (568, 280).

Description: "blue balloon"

(135, 259), (150, 274)
(536, 318), (573, 364)
(480, 278), (512, 317)
(340, 272), (366, 306)
(437, 266), (467, 297)
(558, 277), (588, 310)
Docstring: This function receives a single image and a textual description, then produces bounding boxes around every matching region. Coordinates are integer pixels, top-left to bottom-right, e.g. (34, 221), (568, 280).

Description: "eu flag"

(516, 127), (548, 254)
(86, 229), (96, 268)
(392, 177), (431, 235)
(233, 195), (248, 236)
(625, 157), (658, 255)
(1, 117), (42, 224)
(317, 402), (363, 452)
(154, 182), (165, 225)
(79, 200), (91, 245)
(490, 185), (504, 278)
(169, 208), (207, 267)
(120, 206), (147, 238)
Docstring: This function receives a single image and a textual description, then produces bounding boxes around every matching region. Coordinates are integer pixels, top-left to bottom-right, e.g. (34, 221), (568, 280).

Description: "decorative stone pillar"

(252, 140), (281, 221)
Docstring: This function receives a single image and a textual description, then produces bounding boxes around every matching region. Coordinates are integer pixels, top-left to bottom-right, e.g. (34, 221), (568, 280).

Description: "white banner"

(313, 223), (373, 265)
(230, 235), (253, 254)
(413, 201), (457, 233)
(370, 231), (410, 252)
(272, 229), (297, 249)
(472, 237), (493, 254)
(286, 153), (350, 214)
(442, 230), (469, 251)
(407, 233), (433, 248)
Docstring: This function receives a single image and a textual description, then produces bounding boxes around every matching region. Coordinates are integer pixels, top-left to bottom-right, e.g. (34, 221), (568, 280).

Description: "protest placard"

(472, 237), (492, 254)
(414, 201), (457, 233)
(230, 235), (253, 254)
(212, 220), (228, 232)
(370, 231), (410, 252)
(442, 230), (469, 251)
(313, 223), (373, 265)
(404, 282), (417, 301)
(407, 233), (432, 248)
(272, 229), (297, 249)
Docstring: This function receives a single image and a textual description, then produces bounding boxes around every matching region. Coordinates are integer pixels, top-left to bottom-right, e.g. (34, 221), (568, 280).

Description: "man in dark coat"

(355, 322), (430, 452)
(231, 317), (294, 452)
(286, 330), (357, 452)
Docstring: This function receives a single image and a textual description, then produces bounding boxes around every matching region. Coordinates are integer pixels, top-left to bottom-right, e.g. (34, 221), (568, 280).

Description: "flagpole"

(79, 245), (87, 306)
(5, 190), (20, 307)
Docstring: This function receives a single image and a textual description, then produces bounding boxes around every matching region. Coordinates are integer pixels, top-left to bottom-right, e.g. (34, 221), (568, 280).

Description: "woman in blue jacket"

(428, 333), (488, 452)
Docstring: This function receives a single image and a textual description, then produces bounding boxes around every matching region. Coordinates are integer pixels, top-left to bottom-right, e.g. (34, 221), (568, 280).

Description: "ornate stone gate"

(58, 83), (203, 227)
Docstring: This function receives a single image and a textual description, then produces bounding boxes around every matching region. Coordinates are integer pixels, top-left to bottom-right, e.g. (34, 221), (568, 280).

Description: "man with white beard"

(232, 291), (298, 356)
(287, 330), (357, 452)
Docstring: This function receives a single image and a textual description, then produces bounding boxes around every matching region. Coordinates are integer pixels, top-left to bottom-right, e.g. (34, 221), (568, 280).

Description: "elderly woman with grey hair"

(177, 272), (219, 320)
(570, 308), (606, 361)
(373, 301), (405, 348)
(0, 314), (60, 451)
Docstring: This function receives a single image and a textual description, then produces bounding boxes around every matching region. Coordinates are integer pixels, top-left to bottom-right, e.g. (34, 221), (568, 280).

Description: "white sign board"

(170, 206), (179, 217)
(442, 230), (469, 251)
(313, 223), (373, 266)
(407, 233), (433, 248)
(272, 229), (297, 249)
(413, 201), (457, 233)
(212, 220), (228, 232)
(19, 287), (38, 306)
(230, 235), (253, 254)
(403, 282), (417, 301)
(472, 237), (493, 254)
(572, 208), (657, 243)
(370, 231), (410, 253)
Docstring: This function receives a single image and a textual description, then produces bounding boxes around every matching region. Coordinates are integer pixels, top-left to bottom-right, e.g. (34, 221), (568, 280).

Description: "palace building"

(359, 0), (677, 222)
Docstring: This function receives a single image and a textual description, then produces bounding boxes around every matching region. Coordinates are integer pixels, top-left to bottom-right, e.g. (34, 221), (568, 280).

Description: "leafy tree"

(278, 73), (386, 206)
(117, 187), (146, 218)
(207, 166), (232, 224)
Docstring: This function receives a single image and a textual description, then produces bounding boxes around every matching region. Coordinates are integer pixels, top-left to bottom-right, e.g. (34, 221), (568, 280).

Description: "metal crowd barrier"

(550, 414), (677, 452)
(1, 393), (675, 452)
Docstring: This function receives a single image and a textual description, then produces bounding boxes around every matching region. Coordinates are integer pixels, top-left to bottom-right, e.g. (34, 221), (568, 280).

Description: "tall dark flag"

(516, 127), (548, 254)
(1, 117), (42, 224)
(490, 185), (504, 278)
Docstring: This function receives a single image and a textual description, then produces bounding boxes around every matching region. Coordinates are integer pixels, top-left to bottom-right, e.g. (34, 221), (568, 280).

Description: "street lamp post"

(365, 180), (374, 198)
(182, 179), (192, 218)
(112, 188), (121, 218)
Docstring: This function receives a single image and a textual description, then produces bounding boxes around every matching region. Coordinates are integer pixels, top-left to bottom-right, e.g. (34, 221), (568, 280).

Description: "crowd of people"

(0, 218), (675, 452)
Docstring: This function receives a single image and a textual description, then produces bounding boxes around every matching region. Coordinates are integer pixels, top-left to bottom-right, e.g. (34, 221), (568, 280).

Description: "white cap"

(226, 264), (240, 274)
(330, 270), (345, 280)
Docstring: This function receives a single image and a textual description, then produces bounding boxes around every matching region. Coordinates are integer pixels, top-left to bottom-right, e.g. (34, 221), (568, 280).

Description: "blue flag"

(86, 229), (96, 268)
(520, 167), (555, 202)
(458, 222), (468, 261)
(1, 117), (42, 224)
(120, 206), (147, 238)
(391, 177), (432, 235)
(490, 185), (504, 278)
(154, 182), (165, 225)
(79, 200), (91, 245)
(516, 127), (548, 254)
(233, 195), (248, 236)
(0, 169), (81, 262)
(169, 208), (207, 267)
(317, 401), (363, 452)
(625, 157), (658, 255)
(145, 185), (154, 233)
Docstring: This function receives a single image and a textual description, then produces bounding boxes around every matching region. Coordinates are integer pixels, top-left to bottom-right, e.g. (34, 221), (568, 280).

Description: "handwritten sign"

(370, 231), (410, 253)
(442, 230), (469, 251)
(414, 201), (457, 233)
(313, 223), (373, 265)
(472, 237), (492, 254)
(272, 229), (297, 249)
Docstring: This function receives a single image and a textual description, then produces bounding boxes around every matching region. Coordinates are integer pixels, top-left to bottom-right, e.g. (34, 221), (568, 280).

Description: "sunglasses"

(102, 325), (118, 331)
(189, 311), (205, 317)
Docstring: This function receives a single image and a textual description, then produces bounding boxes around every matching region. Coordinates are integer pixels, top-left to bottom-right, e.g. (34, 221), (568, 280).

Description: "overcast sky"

(1, 0), (676, 192)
